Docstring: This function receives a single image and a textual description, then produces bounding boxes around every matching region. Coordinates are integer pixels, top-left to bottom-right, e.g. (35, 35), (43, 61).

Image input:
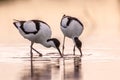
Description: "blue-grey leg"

(30, 42), (34, 61)
(30, 42), (34, 78)
(62, 36), (66, 55)
(32, 48), (42, 56)
(31, 42), (42, 57)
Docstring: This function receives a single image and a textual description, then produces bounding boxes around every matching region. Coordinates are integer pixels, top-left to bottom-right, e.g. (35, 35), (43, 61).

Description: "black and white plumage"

(13, 19), (63, 58)
(60, 15), (84, 56)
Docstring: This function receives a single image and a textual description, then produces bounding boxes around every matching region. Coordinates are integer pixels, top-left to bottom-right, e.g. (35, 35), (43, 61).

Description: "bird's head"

(47, 38), (63, 57)
(74, 37), (83, 56)
(13, 19), (25, 29)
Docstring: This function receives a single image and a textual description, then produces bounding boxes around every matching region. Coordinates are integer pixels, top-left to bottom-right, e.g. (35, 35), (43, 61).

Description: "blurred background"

(0, 1), (120, 80)
(0, 0), (120, 49)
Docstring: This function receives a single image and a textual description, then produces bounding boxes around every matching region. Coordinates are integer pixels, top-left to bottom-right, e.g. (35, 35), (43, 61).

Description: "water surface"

(0, 0), (120, 80)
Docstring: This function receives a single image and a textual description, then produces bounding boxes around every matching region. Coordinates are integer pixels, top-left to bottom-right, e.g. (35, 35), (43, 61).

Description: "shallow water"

(0, 0), (120, 80)
(0, 45), (120, 80)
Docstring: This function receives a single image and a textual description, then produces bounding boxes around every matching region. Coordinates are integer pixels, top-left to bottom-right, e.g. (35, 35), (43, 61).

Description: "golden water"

(0, 0), (120, 80)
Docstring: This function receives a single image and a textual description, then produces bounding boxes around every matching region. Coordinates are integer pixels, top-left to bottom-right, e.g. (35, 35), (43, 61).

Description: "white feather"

(15, 22), (21, 28)
(23, 20), (37, 32)
(61, 17), (68, 27)
(61, 19), (83, 38)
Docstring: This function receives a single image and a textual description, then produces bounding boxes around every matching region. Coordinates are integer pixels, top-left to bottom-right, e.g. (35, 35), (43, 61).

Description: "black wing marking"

(61, 15), (84, 28)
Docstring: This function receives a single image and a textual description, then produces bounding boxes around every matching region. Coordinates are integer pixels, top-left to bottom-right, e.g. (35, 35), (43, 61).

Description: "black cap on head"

(47, 38), (63, 57)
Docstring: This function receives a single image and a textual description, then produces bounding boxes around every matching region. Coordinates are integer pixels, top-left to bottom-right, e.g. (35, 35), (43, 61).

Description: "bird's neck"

(40, 40), (55, 48)
(73, 37), (82, 48)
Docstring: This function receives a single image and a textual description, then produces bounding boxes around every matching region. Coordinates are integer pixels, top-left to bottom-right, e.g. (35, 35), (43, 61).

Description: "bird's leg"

(30, 42), (34, 61)
(30, 42), (34, 78)
(30, 42), (42, 57)
(32, 48), (42, 57)
(62, 36), (66, 55)
(73, 45), (76, 55)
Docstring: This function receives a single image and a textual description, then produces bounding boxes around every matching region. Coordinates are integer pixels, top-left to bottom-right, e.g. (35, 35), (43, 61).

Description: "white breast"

(61, 20), (83, 38)
(23, 20), (37, 32)
(34, 23), (52, 46)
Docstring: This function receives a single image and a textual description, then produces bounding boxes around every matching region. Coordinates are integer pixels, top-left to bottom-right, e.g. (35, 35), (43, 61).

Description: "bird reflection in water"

(20, 60), (51, 80)
(62, 56), (82, 80)
(20, 56), (82, 80)
(74, 57), (82, 80)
